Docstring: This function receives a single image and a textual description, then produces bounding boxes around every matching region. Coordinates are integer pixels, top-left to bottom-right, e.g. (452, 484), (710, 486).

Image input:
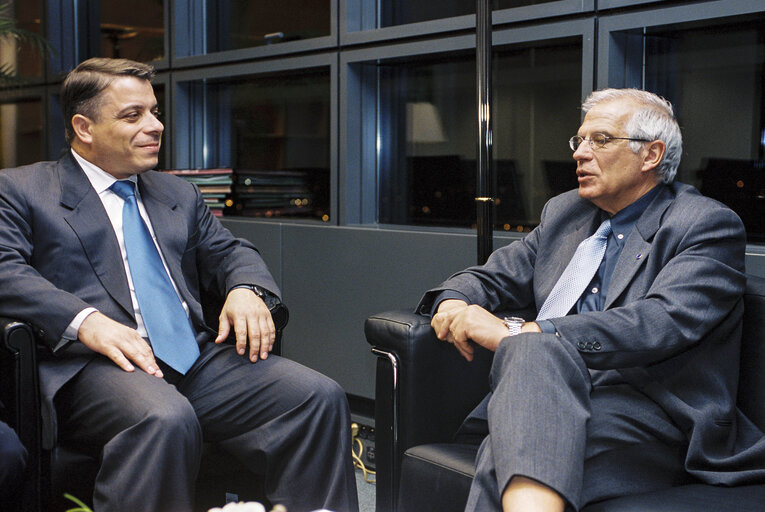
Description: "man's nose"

(572, 140), (592, 160)
(146, 114), (164, 133)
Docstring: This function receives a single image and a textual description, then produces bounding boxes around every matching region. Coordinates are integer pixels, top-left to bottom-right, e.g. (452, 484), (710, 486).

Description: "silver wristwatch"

(503, 316), (525, 336)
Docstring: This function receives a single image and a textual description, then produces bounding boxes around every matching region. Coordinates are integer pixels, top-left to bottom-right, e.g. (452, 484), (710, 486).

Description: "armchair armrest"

(0, 318), (44, 512)
(365, 309), (494, 512)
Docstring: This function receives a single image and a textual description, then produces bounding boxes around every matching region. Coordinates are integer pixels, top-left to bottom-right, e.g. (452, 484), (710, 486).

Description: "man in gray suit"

(419, 89), (764, 511)
(0, 58), (358, 512)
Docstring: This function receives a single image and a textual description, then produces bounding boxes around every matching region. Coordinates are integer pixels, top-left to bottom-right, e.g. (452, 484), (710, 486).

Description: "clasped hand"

(431, 300), (510, 361)
(431, 300), (540, 361)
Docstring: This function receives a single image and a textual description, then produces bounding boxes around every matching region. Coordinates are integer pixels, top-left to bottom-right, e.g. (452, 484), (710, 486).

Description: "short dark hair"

(61, 57), (156, 144)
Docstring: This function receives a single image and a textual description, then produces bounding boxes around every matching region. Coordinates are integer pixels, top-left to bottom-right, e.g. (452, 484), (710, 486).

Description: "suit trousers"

(463, 333), (691, 512)
(54, 341), (359, 512)
(0, 420), (27, 502)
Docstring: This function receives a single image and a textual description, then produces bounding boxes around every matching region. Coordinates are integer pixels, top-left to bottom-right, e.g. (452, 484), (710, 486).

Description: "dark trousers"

(463, 333), (690, 511)
(0, 420), (27, 502)
(55, 342), (359, 512)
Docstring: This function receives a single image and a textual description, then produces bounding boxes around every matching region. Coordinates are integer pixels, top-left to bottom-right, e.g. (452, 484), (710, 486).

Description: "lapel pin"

(636, 253), (643, 260)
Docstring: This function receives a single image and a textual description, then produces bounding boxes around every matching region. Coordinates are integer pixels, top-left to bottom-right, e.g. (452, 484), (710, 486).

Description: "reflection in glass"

(0, 99), (43, 167)
(377, 56), (476, 226)
(644, 17), (765, 241)
(376, 39), (582, 230)
(0, 0), (44, 79)
(100, 0), (164, 61)
(494, 40), (582, 231)
(379, 0), (560, 27)
(205, 0), (330, 53)
(199, 72), (330, 221)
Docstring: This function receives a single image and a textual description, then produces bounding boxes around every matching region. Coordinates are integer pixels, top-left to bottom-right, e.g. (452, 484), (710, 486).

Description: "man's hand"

(78, 311), (163, 377)
(431, 299), (542, 361)
(215, 287), (275, 362)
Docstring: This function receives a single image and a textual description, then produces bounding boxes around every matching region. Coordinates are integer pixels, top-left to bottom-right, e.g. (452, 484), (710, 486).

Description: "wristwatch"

(503, 316), (525, 336)
(234, 283), (266, 298)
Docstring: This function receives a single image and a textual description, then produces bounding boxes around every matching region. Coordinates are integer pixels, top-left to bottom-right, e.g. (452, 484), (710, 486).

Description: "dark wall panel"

(281, 225), (484, 398)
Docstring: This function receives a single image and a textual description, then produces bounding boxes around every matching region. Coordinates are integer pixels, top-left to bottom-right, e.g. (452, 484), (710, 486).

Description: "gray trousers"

(463, 333), (690, 511)
(55, 341), (359, 512)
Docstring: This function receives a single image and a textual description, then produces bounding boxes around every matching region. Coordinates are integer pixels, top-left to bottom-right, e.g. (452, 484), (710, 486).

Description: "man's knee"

(307, 374), (348, 413)
(492, 332), (589, 385)
(141, 397), (202, 443)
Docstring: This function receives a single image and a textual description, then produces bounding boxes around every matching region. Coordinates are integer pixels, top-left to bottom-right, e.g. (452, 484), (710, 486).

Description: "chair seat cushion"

(398, 443), (765, 512)
(398, 443), (478, 512)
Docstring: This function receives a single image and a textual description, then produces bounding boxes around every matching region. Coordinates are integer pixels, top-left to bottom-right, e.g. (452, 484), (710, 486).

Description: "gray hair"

(582, 88), (682, 183)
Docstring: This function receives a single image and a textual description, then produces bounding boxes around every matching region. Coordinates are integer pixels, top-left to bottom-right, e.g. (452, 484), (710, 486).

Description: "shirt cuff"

(62, 307), (98, 341)
(429, 290), (472, 317)
(537, 319), (557, 334)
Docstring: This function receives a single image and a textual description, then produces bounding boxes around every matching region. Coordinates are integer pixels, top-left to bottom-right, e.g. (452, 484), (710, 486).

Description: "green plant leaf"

(63, 493), (94, 512)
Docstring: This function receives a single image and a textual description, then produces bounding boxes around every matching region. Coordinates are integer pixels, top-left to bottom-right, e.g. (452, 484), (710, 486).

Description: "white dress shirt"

(63, 149), (190, 341)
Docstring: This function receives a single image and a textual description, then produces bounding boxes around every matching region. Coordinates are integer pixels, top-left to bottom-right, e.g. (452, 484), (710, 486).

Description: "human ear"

(641, 139), (666, 173)
(71, 114), (94, 145)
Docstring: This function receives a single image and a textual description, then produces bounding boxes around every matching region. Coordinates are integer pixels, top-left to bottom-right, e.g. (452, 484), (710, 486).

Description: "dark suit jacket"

(0, 152), (279, 448)
(418, 182), (765, 485)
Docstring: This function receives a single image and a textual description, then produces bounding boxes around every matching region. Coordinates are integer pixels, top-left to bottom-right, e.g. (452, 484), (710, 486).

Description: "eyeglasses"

(569, 133), (652, 151)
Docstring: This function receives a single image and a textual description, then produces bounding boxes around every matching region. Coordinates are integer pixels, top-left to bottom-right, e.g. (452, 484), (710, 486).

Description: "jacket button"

(578, 341), (586, 350)
(593, 342), (602, 351)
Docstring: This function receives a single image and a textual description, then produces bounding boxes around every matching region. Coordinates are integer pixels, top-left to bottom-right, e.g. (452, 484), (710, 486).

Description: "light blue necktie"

(537, 218), (612, 321)
(111, 180), (200, 374)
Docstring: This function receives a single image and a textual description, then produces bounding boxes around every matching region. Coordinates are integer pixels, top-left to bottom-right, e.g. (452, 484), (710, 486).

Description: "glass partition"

(204, 0), (330, 53)
(375, 37), (582, 230)
(153, 83), (166, 171)
(379, 0), (563, 27)
(0, 98), (43, 168)
(1, 0), (44, 80)
(375, 54), (476, 226)
(640, 15), (765, 242)
(179, 71), (331, 221)
(493, 38), (582, 232)
(99, 0), (165, 61)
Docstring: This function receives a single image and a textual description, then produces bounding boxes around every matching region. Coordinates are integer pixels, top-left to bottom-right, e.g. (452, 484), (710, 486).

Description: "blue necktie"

(537, 219), (612, 321)
(111, 180), (200, 374)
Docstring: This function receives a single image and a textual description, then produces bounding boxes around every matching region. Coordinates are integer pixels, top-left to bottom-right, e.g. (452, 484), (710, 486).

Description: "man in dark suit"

(419, 89), (764, 511)
(0, 58), (358, 512)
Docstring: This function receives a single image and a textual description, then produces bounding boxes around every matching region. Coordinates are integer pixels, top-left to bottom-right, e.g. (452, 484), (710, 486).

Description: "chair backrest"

(737, 274), (765, 430)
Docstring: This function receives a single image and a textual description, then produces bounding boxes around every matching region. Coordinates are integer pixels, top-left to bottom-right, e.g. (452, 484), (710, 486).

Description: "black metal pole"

(476, 0), (494, 264)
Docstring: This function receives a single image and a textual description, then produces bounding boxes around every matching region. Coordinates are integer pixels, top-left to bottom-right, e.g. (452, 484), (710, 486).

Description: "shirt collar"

(71, 149), (138, 194)
(603, 185), (663, 239)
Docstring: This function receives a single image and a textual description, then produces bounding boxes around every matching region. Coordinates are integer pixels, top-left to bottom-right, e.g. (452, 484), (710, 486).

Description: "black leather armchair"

(0, 298), (288, 512)
(365, 275), (765, 512)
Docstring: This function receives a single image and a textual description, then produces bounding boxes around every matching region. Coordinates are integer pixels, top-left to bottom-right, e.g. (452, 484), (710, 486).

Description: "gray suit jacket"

(0, 152), (279, 447)
(418, 182), (765, 485)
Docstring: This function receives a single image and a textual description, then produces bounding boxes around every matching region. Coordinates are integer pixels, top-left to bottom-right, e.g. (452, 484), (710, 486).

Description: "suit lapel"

(59, 153), (134, 317)
(604, 185), (674, 309)
(137, 173), (196, 310)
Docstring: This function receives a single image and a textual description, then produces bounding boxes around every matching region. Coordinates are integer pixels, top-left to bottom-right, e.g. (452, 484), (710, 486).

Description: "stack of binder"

(230, 169), (314, 217)
(163, 169), (234, 217)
